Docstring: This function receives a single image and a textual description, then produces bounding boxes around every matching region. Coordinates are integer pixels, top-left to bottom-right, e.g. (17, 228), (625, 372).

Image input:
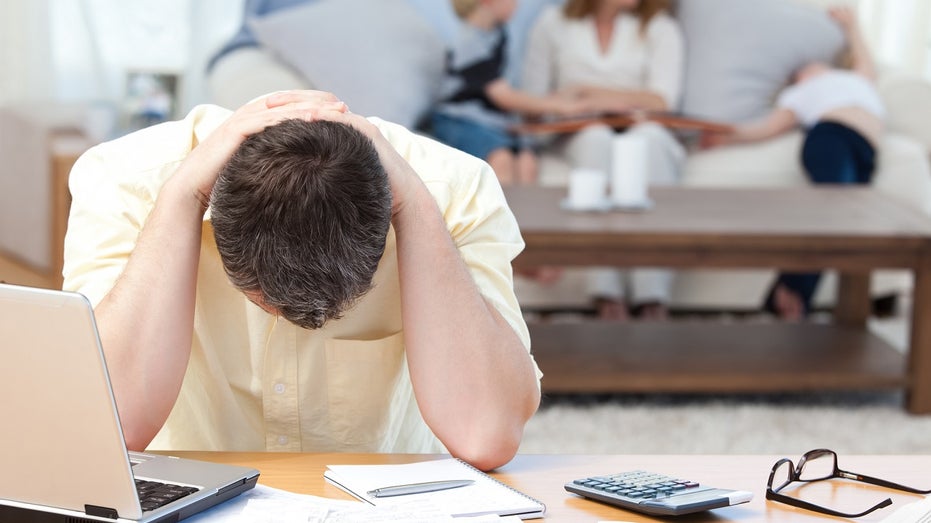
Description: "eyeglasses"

(767, 449), (931, 518)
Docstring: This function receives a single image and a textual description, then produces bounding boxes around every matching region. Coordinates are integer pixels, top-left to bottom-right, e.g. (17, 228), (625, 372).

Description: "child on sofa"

(704, 6), (883, 321)
(431, 0), (589, 186)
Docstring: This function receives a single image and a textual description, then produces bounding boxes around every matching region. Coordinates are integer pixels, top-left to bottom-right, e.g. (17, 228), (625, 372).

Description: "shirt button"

(277, 435), (288, 445)
(274, 383), (286, 394)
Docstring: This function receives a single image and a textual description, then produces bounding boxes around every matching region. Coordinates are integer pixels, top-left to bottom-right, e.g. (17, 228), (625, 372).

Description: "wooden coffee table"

(503, 186), (931, 413)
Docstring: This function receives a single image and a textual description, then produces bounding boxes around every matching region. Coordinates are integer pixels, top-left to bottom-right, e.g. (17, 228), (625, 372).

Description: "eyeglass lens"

(771, 460), (793, 492)
(798, 449), (836, 481)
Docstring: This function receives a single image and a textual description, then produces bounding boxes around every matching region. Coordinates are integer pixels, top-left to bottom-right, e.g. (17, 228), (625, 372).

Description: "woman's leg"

(626, 123), (686, 316)
(561, 124), (614, 173)
(561, 125), (630, 318)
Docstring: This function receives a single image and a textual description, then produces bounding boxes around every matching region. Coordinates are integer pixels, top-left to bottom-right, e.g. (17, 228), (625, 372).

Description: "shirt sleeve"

(62, 105), (222, 307)
(371, 118), (538, 379)
(644, 13), (685, 110)
(775, 83), (803, 115)
(520, 6), (559, 96)
(62, 145), (149, 307)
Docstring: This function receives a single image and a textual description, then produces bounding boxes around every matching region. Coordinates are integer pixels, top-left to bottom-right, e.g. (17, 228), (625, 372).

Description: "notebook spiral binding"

(454, 458), (546, 512)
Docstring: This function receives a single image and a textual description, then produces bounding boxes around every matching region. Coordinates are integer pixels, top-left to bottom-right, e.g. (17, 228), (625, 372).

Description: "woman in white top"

(522, 0), (686, 320)
(706, 6), (883, 321)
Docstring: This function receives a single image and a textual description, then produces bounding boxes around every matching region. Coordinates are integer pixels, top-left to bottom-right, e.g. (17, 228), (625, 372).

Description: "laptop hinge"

(85, 504), (119, 519)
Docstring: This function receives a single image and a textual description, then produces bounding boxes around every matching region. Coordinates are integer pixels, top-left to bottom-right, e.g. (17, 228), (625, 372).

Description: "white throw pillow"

(248, 0), (446, 129)
(678, 0), (845, 123)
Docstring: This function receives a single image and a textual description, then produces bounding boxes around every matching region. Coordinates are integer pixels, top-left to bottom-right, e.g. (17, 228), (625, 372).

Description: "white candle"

(610, 134), (650, 208)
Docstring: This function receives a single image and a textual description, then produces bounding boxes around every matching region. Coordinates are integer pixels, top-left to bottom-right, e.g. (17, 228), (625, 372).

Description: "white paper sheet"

(183, 483), (520, 522)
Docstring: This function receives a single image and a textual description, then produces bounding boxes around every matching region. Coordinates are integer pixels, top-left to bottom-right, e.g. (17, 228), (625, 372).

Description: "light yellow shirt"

(63, 104), (539, 453)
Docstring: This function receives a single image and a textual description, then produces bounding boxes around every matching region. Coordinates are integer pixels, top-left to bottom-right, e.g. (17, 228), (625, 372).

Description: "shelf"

(529, 322), (908, 393)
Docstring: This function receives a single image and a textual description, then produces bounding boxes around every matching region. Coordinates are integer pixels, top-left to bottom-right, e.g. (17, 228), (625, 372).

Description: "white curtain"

(0, 0), (241, 111)
(0, 0), (53, 105)
(47, 0), (238, 112)
(861, 0), (931, 78)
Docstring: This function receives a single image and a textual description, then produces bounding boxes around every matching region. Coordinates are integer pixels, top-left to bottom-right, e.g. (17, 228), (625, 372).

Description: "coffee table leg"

(835, 272), (870, 327)
(907, 253), (931, 413)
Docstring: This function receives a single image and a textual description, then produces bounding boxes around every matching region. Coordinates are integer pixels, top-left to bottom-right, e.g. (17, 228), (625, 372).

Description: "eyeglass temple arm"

(838, 470), (931, 494)
(766, 490), (893, 518)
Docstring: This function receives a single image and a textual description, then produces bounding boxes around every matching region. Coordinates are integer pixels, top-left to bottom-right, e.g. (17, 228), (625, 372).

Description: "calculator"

(565, 470), (753, 516)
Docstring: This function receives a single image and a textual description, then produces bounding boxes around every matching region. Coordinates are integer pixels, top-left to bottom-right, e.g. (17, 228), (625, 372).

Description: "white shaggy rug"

(520, 393), (931, 455)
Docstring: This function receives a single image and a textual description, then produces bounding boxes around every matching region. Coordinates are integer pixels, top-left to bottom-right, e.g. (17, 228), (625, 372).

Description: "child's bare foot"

(634, 302), (669, 321)
(772, 284), (804, 322)
(595, 297), (629, 321)
(516, 266), (564, 285)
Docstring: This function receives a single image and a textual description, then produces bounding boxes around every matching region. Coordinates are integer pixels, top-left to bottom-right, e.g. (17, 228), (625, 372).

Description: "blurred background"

(3, 0), (931, 454)
(2, 0), (928, 120)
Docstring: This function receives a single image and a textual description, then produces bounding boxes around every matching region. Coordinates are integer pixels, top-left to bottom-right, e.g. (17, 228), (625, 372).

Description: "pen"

(367, 479), (475, 498)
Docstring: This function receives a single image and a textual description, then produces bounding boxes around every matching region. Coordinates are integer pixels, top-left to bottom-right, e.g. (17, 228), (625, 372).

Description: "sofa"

(0, 103), (90, 288)
(205, 0), (931, 312)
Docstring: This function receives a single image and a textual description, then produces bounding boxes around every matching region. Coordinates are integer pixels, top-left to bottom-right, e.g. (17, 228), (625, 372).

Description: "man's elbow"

(121, 419), (160, 452)
(449, 423), (526, 472)
(448, 395), (540, 471)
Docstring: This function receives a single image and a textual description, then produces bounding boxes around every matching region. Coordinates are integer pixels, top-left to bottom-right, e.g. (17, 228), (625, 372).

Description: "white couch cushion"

(208, 47), (311, 111)
(248, 0), (445, 129)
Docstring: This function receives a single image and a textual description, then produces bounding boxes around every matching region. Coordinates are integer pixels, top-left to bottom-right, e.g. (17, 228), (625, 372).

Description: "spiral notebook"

(324, 458), (545, 519)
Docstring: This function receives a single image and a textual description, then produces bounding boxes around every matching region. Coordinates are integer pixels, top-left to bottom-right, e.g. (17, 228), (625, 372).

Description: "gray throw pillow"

(248, 0), (445, 129)
(678, 0), (844, 123)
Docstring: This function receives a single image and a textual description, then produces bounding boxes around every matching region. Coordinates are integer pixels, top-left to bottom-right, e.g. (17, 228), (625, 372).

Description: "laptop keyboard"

(135, 479), (199, 512)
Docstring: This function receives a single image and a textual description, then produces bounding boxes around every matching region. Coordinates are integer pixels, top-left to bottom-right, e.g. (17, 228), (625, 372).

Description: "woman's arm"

(485, 78), (590, 117)
(565, 13), (685, 114)
(520, 8), (559, 97)
(565, 85), (669, 113)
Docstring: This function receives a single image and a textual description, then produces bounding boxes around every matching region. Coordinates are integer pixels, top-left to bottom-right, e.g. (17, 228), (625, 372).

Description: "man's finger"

(264, 90), (341, 109)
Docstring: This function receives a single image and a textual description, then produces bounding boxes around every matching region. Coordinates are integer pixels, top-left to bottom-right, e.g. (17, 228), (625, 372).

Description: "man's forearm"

(94, 179), (205, 450)
(394, 180), (540, 471)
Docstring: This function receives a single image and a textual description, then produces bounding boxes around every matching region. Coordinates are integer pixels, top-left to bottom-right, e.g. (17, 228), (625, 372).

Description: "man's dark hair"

(210, 119), (392, 329)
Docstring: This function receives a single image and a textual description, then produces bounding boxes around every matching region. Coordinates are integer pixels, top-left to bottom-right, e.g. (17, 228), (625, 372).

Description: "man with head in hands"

(63, 90), (541, 471)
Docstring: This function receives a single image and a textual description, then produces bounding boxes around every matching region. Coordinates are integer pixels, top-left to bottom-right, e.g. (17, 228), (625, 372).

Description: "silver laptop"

(0, 283), (259, 522)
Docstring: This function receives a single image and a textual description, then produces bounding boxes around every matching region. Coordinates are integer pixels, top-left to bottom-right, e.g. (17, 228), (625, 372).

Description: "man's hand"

(179, 90), (348, 210)
(94, 90), (347, 450)
(269, 91), (539, 470)
(265, 91), (420, 218)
